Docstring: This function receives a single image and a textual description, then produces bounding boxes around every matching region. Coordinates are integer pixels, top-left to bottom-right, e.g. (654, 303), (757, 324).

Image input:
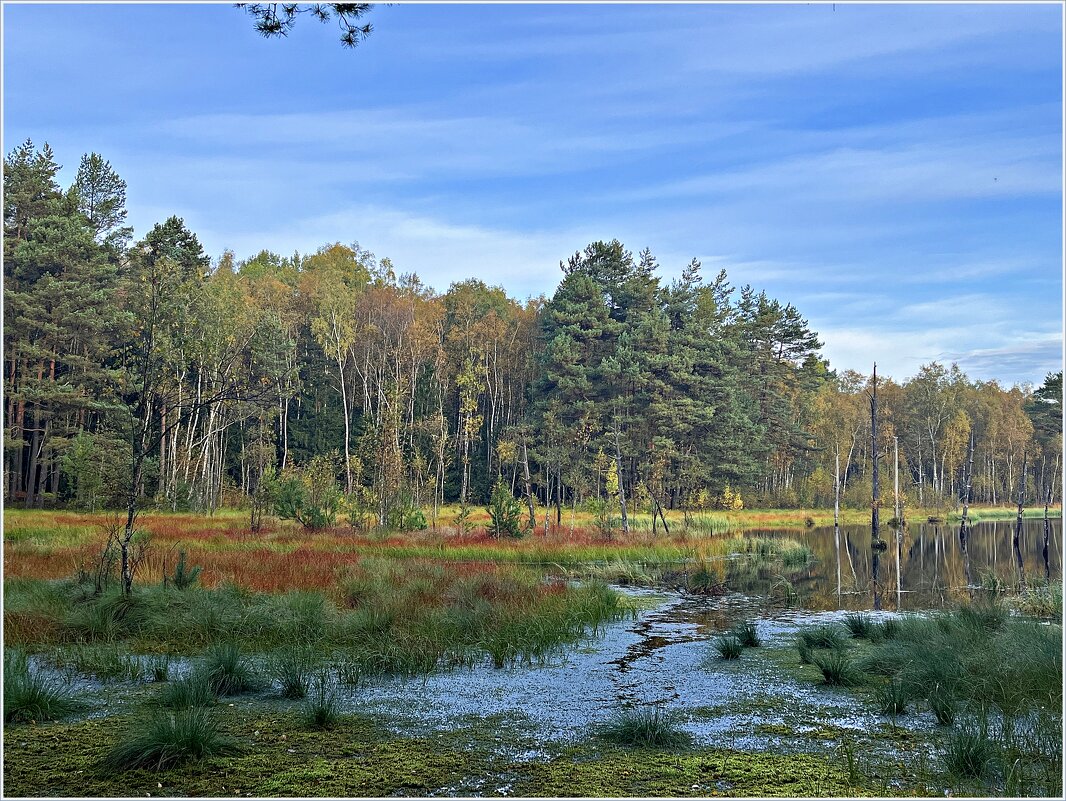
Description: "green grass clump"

(874, 679), (908, 715)
(842, 613), (874, 640)
(301, 671), (339, 729)
(202, 642), (258, 696)
(943, 728), (998, 780)
(928, 685), (956, 725)
(268, 646), (315, 699)
(149, 655), (171, 683)
(595, 706), (693, 749)
(48, 643), (146, 682)
(798, 624), (849, 650)
(731, 621), (761, 647)
(156, 672), (217, 709)
(105, 709), (240, 770)
(4, 650), (85, 724)
(810, 650), (864, 687)
(714, 636), (743, 660)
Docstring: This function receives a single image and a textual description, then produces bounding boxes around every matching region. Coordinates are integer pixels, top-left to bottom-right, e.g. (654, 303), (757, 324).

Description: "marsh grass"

(798, 624), (849, 651)
(731, 621), (761, 647)
(268, 645), (316, 698)
(944, 727), (998, 780)
(714, 636), (743, 659)
(203, 642), (258, 696)
(842, 613), (875, 640)
(811, 650), (864, 687)
(595, 706), (693, 749)
(105, 709), (240, 770)
(875, 679), (908, 715)
(4, 649), (85, 724)
(47, 643), (146, 682)
(156, 672), (218, 709)
(301, 671), (339, 729)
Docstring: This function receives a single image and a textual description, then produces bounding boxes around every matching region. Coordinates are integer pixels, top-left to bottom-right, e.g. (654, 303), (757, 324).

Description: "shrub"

(301, 671), (339, 729)
(170, 550), (201, 590)
(4, 650), (85, 724)
(487, 480), (523, 538)
(595, 706), (693, 749)
(811, 650), (864, 687)
(105, 709), (240, 770)
(714, 636), (743, 660)
(731, 621), (761, 647)
(202, 642), (257, 696)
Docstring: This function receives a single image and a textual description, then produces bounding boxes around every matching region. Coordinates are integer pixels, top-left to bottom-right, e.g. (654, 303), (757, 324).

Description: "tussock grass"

(798, 623), (849, 651)
(714, 636), (743, 660)
(301, 671), (339, 729)
(811, 650), (864, 687)
(202, 642), (258, 696)
(842, 613), (875, 640)
(943, 727), (998, 780)
(156, 672), (217, 709)
(47, 643), (146, 682)
(4, 649), (85, 724)
(731, 621), (761, 647)
(595, 706), (693, 749)
(875, 679), (908, 715)
(105, 709), (240, 770)
(268, 645), (315, 698)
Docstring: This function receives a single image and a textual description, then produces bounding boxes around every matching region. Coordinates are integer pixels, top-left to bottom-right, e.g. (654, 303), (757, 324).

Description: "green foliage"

(714, 636), (743, 660)
(810, 650), (864, 687)
(273, 454), (342, 529)
(156, 673), (217, 709)
(595, 706), (693, 749)
(731, 621), (761, 647)
(4, 649), (85, 724)
(301, 671), (339, 729)
(202, 642), (258, 696)
(170, 550), (202, 590)
(487, 480), (523, 538)
(943, 728), (998, 780)
(105, 709), (240, 770)
(269, 646), (315, 699)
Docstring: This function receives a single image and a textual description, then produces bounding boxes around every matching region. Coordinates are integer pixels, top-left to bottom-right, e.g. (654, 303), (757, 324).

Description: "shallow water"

(727, 518), (1061, 612)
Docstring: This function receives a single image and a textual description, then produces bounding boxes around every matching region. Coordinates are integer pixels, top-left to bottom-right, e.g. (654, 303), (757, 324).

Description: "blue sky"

(3, 2), (1062, 386)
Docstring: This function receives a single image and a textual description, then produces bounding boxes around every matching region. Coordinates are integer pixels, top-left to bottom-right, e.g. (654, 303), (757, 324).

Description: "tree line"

(4, 141), (1061, 527)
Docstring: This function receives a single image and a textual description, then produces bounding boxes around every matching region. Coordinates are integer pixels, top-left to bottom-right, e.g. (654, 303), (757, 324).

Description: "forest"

(4, 140), (1062, 527)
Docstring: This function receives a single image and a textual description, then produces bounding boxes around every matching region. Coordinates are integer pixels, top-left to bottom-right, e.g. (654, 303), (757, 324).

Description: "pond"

(724, 518), (1061, 612)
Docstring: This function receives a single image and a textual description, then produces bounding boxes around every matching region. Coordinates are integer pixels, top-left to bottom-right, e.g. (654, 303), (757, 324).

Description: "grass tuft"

(202, 642), (258, 696)
(4, 650), (85, 724)
(731, 621), (761, 647)
(595, 706), (693, 749)
(799, 624), (849, 650)
(811, 650), (864, 687)
(105, 709), (240, 770)
(714, 636), (743, 660)
(943, 728), (998, 780)
(301, 671), (339, 729)
(874, 679), (908, 715)
(156, 672), (218, 709)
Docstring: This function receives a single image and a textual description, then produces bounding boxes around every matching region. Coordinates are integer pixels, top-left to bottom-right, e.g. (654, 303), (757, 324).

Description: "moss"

(509, 744), (879, 797)
(3, 708), (493, 797)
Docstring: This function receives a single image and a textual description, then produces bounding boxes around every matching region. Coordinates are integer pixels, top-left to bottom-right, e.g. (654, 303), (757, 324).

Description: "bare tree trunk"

(521, 440), (536, 532)
(613, 426), (629, 535)
(1013, 451), (1027, 585)
(835, 449), (841, 600)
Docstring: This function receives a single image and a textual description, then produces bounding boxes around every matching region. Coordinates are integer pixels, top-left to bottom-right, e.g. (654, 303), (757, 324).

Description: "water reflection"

(725, 519), (1061, 612)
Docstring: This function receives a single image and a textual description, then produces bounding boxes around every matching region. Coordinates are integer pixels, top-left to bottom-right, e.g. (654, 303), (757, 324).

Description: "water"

(725, 518), (1061, 612)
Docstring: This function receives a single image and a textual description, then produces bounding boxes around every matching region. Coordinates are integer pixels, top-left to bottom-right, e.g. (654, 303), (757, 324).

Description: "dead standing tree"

(868, 363), (883, 611)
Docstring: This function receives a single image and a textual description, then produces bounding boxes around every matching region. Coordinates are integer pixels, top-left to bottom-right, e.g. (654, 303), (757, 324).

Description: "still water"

(724, 518), (1061, 612)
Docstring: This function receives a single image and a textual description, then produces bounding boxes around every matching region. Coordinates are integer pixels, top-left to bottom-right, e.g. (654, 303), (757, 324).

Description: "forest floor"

(2, 506), (1062, 797)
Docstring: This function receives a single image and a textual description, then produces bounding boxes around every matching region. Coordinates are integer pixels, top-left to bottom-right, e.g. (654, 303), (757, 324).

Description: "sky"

(3, 1), (1063, 386)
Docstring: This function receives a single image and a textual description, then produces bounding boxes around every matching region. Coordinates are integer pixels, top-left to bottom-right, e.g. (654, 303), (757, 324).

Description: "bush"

(714, 636), (743, 660)
(105, 709), (240, 770)
(487, 480), (523, 538)
(811, 650), (864, 687)
(202, 642), (257, 696)
(595, 706), (693, 749)
(4, 650), (85, 724)
(731, 621), (761, 647)
(170, 550), (201, 590)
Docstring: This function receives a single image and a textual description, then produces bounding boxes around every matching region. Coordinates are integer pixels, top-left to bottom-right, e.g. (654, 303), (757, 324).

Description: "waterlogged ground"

(7, 587), (950, 797)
